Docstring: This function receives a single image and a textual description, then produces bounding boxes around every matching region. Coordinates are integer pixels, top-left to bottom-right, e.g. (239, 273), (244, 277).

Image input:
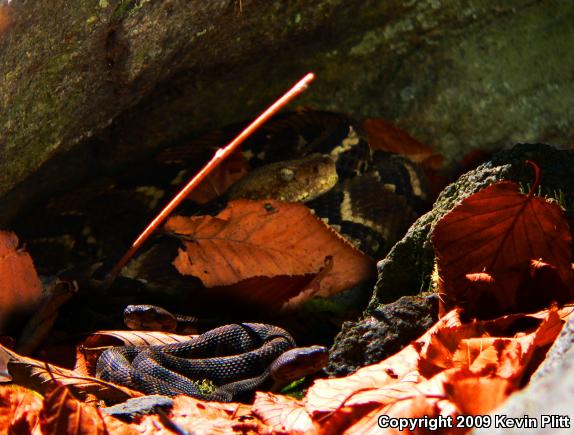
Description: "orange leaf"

(302, 307), (572, 434)
(41, 385), (136, 435)
(169, 395), (264, 433)
(362, 118), (434, 164)
(166, 200), (375, 297)
(0, 231), (43, 334)
(0, 385), (43, 434)
(0, 4), (11, 35)
(1, 343), (140, 403)
(209, 271), (324, 312)
(252, 392), (316, 434)
(443, 371), (515, 415)
(432, 180), (574, 318)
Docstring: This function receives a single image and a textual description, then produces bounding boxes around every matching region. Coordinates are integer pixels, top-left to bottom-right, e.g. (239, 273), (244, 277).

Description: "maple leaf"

(166, 199), (376, 302)
(432, 177), (574, 318)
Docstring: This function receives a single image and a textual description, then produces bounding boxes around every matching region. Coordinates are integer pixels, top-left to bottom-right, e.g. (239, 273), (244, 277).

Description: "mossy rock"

(367, 142), (574, 312)
(327, 143), (574, 375)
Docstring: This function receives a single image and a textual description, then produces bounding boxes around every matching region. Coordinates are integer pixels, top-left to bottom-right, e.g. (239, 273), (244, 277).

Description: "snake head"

(123, 304), (178, 331)
(269, 345), (329, 390)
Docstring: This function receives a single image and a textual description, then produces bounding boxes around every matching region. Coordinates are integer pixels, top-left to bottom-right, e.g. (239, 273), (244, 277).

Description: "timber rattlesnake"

(14, 109), (430, 274)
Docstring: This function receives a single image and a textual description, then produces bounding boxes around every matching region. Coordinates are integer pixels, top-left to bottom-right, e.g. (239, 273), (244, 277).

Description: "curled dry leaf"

(432, 180), (574, 318)
(0, 343), (140, 403)
(75, 330), (195, 378)
(299, 307), (571, 434)
(0, 231), (44, 334)
(166, 199), (375, 300)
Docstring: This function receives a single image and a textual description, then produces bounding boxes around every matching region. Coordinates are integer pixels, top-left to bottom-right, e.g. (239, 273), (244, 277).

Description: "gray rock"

(326, 294), (438, 377)
(368, 143), (574, 311)
(3, 1), (574, 225)
(100, 395), (173, 422)
(331, 143), (573, 376)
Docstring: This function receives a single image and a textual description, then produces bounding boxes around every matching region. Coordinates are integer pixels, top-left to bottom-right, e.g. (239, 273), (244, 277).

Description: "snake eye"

(279, 167), (295, 181)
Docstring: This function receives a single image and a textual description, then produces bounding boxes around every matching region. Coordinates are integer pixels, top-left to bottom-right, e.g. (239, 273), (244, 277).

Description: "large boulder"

(2, 1), (574, 223)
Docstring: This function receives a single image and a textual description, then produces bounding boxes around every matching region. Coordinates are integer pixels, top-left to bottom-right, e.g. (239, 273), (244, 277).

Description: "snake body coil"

(96, 322), (328, 401)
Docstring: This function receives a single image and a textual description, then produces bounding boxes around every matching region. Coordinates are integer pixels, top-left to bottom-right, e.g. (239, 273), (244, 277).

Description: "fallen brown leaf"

(166, 199), (375, 300)
(169, 395), (262, 434)
(211, 271), (325, 312)
(253, 392), (316, 434)
(0, 231), (44, 334)
(0, 4), (11, 34)
(40, 384), (137, 435)
(443, 371), (515, 416)
(301, 307), (572, 434)
(187, 148), (250, 204)
(1, 343), (140, 403)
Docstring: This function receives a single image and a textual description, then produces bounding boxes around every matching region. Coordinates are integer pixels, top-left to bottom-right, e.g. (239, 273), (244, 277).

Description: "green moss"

(279, 378), (308, 400)
(111, 0), (137, 22)
(301, 297), (350, 316)
(194, 379), (217, 395)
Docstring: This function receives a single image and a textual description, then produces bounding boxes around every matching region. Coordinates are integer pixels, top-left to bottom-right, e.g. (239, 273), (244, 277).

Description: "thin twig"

(104, 73), (315, 287)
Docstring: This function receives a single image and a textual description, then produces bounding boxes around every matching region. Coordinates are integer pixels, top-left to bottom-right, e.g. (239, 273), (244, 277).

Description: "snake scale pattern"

(96, 321), (328, 401)
(15, 110), (429, 274)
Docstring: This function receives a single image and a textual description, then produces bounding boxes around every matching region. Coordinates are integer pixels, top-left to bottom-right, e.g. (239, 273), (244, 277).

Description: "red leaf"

(432, 180), (574, 318)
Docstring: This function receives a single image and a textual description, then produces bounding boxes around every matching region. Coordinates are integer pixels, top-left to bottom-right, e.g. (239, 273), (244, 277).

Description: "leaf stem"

(525, 160), (541, 197)
(103, 73), (315, 287)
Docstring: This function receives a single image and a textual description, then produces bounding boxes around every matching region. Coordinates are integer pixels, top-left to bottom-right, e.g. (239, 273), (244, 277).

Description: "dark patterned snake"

(15, 110), (430, 400)
(96, 318), (328, 401)
(15, 110), (430, 273)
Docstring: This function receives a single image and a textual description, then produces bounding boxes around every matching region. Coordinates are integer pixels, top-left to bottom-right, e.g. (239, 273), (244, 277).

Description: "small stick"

(104, 73), (315, 287)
